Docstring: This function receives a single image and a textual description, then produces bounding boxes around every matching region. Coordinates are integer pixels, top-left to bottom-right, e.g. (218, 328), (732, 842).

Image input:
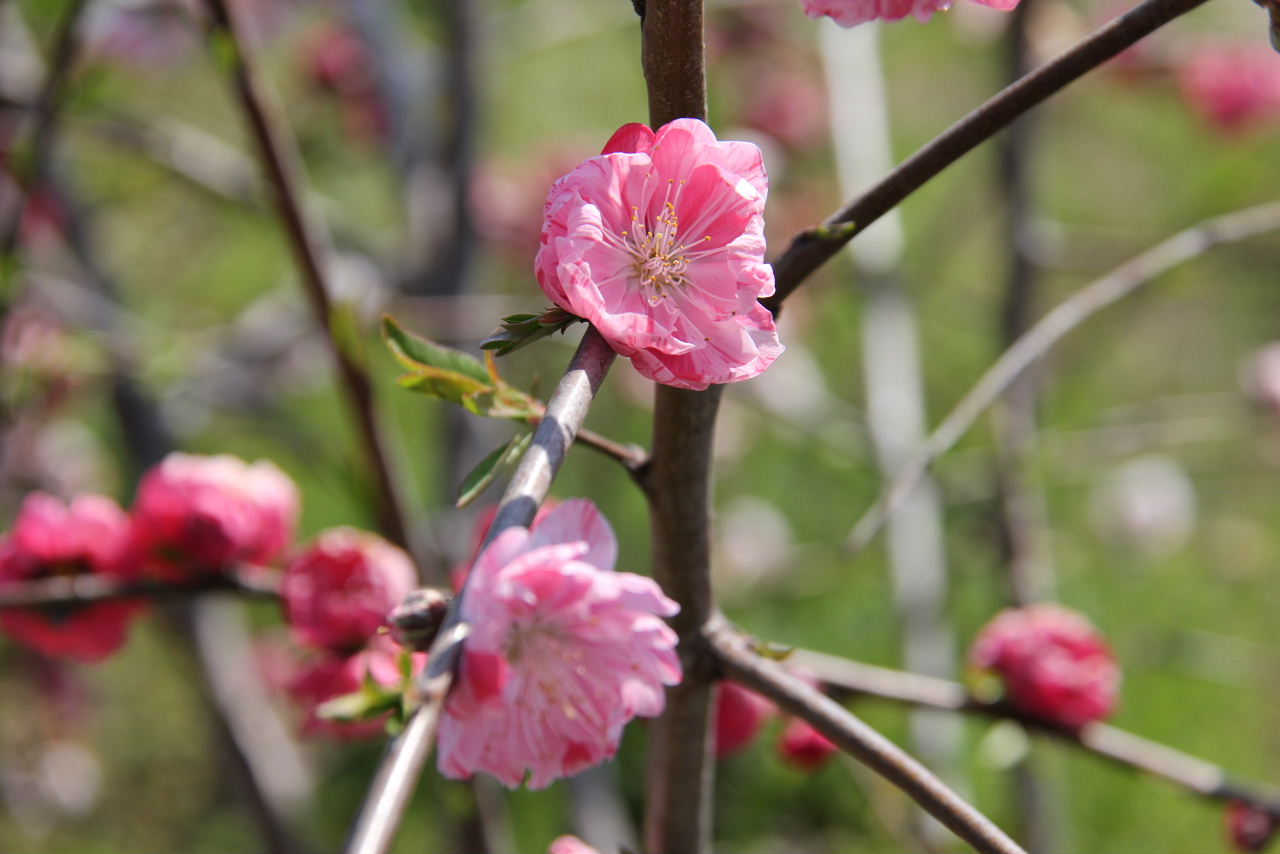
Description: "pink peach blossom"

(132, 453), (299, 578)
(536, 119), (782, 390)
(1178, 46), (1280, 134)
(969, 604), (1120, 728)
(714, 681), (775, 759)
(0, 493), (145, 662)
(281, 641), (413, 740)
(803, 0), (1018, 27)
(281, 528), (416, 654)
(777, 718), (838, 771)
(548, 836), (601, 854)
(437, 499), (681, 788)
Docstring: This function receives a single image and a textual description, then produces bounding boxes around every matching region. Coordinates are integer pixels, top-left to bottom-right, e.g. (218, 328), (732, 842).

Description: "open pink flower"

(548, 836), (601, 854)
(536, 119), (782, 391)
(969, 604), (1120, 728)
(1177, 46), (1280, 134)
(803, 0), (1018, 27)
(437, 499), (681, 788)
(132, 453), (299, 578)
(282, 528), (416, 654)
(0, 493), (145, 662)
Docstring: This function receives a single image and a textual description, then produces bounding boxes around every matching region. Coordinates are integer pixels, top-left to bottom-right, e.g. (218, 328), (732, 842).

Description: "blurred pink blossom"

(1225, 799), (1278, 853)
(714, 681), (775, 759)
(741, 69), (829, 151)
(777, 718), (838, 771)
(1177, 46), (1280, 133)
(0, 493), (145, 662)
(1246, 342), (1280, 415)
(437, 499), (681, 788)
(131, 453), (299, 578)
(803, 0), (1018, 28)
(281, 528), (416, 655)
(536, 119), (782, 390)
(277, 640), (414, 740)
(300, 23), (389, 146)
(548, 836), (601, 854)
(969, 604), (1120, 728)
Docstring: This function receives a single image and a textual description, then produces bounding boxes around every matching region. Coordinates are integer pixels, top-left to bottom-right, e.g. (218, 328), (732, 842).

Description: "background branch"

(764, 0), (1213, 311)
(790, 648), (1280, 822)
(0, 565), (280, 608)
(845, 201), (1280, 556)
(200, 0), (421, 574)
(705, 618), (1026, 854)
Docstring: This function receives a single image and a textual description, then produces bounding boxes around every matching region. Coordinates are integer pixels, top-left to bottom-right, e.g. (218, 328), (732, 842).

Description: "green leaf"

(315, 682), (401, 723)
(382, 315), (491, 385)
(456, 431), (533, 508)
(752, 641), (795, 661)
(480, 308), (582, 357)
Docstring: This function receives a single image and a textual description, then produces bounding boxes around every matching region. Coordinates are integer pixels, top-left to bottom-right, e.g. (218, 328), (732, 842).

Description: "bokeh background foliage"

(1, 0), (1278, 851)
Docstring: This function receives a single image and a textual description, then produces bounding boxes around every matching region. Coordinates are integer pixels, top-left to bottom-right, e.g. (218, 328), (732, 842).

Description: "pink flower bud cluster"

(0, 453), (299, 662)
(802, 0), (1019, 28)
(969, 604), (1121, 729)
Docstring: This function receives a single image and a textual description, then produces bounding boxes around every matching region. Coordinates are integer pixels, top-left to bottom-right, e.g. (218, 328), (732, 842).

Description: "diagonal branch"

(845, 201), (1280, 556)
(343, 328), (616, 854)
(705, 618), (1026, 854)
(790, 648), (1280, 822)
(199, 0), (419, 571)
(764, 0), (1213, 312)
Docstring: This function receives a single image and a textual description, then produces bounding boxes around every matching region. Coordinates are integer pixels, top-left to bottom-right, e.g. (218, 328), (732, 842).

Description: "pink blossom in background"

(777, 718), (838, 771)
(1177, 46), (1280, 133)
(281, 528), (416, 654)
(1225, 799), (1278, 853)
(536, 119), (782, 390)
(132, 453), (299, 578)
(547, 836), (601, 854)
(81, 0), (201, 68)
(278, 640), (415, 740)
(0, 493), (145, 662)
(1246, 342), (1280, 415)
(300, 23), (390, 146)
(714, 681), (775, 758)
(437, 499), (681, 788)
(741, 69), (829, 152)
(969, 604), (1120, 728)
(803, 0), (1018, 28)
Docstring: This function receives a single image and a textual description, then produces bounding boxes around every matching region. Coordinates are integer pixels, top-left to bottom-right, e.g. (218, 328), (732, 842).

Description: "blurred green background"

(1, 0), (1278, 851)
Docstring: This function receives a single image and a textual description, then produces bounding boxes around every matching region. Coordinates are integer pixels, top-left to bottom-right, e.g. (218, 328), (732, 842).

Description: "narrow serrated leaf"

(456, 432), (533, 508)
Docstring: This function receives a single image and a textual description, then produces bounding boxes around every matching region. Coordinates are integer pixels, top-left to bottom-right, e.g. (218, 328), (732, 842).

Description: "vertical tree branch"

(637, 3), (718, 852)
(990, 3), (1057, 847)
(200, 0), (421, 574)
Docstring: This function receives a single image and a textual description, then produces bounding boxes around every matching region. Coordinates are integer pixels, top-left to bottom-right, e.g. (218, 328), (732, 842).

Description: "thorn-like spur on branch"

(343, 328), (616, 854)
(790, 648), (1280, 823)
(844, 201), (1280, 557)
(0, 565), (281, 609)
(704, 618), (1027, 854)
(764, 0), (1215, 312)
(199, 0), (418, 571)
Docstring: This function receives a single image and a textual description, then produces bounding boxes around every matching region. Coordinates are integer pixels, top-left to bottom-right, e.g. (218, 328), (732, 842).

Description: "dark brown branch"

(764, 0), (1213, 312)
(790, 648), (1280, 822)
(343, 328), (616, 854)
(639, 2), (718, 852)
(199, 0), (419, 572)
(574, 426), (648, 475)
(845, 201), (1280, 556)
(0, 565), (281, 608)
(705, 619), (1026, 854)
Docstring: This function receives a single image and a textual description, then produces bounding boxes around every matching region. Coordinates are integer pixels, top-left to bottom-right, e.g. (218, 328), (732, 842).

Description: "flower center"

(620, 181), (715, 305)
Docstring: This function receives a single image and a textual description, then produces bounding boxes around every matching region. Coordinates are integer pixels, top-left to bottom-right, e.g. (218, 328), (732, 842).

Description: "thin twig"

(789, 648), (1280, 822)
(705, 618), (1026, 854)
(343, 328), (616, 854)
(200, 0), (419, 571)
(574, 426), (647, 474)
(764, 0), (1213, 312)
(638, 2), (719, 851)
(845, 201), (1280, 556)
(0, 565), (280, 608)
